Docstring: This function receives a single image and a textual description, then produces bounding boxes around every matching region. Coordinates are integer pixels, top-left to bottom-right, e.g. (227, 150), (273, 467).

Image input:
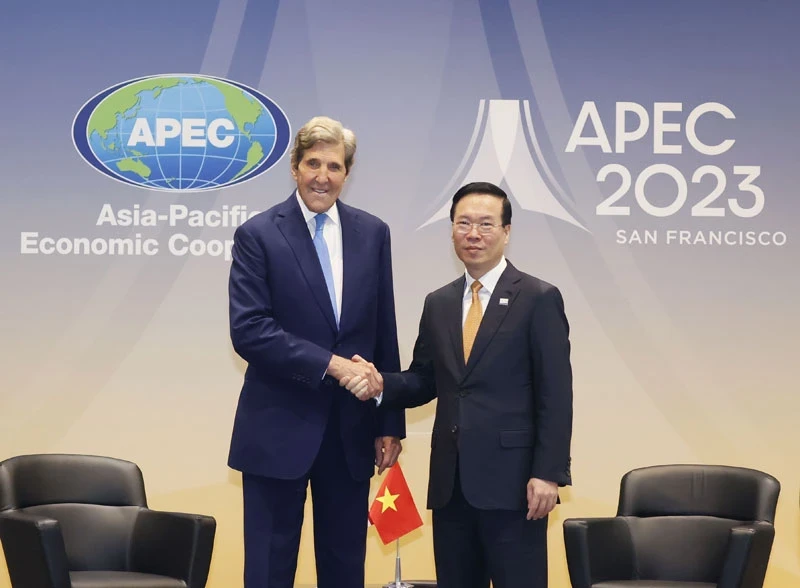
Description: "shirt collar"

(295, 190), (341, 229)
(464, 256), (507, 296)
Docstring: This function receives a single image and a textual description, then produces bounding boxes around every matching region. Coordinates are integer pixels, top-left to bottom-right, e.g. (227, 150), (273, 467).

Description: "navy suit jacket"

(228, 193), (405, 482)
(382, 262), (572, 510)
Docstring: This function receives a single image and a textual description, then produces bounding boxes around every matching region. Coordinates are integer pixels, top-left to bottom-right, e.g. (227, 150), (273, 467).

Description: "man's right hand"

(328, 354), (382, 400)
(337, 355), (383, 400)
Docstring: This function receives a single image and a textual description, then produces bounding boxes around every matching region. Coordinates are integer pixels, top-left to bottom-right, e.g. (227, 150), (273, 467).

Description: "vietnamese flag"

(369, 462), (424, 544)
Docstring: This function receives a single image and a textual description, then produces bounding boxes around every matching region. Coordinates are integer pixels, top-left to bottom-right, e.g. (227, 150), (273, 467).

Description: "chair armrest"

(718, 522), (775, 588)
(130, 509), (216, 588)
(563, 517), (635, 588)
(0, 511), (71, 588)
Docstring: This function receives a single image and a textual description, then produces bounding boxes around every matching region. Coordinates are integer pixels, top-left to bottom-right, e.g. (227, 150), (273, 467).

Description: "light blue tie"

(313, 213), (338, 324)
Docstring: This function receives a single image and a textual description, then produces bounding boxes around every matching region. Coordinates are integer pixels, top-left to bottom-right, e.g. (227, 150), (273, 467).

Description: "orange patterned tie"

(463, 280), (483, 363)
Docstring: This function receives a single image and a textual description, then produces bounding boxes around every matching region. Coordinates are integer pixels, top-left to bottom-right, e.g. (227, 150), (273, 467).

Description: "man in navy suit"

(344, 182), (573, 588)
(228, 116), (405, 588)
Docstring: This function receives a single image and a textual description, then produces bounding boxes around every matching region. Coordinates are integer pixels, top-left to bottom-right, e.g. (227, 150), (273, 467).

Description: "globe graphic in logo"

(73, 75), (291, 191)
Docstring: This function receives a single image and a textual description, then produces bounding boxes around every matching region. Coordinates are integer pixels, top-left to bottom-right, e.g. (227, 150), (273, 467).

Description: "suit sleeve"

(373, 224), (406, 438)
(381, 295), (437, 409)
(530, 286), (573, 486)
(228, 223), (332, 383)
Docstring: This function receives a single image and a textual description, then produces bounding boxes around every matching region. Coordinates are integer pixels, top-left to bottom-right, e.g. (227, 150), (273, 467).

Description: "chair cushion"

(70, 571), (187, 588)
(627, 515), (735, 582)
(594, 582), (715, 587)
(25, 503), (140, 571)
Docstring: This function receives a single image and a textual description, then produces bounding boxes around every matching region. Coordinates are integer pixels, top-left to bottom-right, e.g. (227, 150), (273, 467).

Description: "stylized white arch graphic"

(420, 99), (587, 231)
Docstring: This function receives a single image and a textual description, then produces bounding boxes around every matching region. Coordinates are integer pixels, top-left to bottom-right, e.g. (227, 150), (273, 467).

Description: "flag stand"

(383, 538), (413, 588)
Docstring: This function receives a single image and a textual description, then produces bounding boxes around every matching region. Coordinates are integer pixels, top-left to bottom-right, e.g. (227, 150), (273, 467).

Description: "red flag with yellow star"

(368, 462), (424, 544)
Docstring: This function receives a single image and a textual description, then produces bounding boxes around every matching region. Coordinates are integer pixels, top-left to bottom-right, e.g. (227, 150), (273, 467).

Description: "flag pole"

(383, 538), (413, 588)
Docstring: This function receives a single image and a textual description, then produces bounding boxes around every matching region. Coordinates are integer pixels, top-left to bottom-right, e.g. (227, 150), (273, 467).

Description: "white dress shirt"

(463, 256), (507, 323)
(296, 191), (343, 321)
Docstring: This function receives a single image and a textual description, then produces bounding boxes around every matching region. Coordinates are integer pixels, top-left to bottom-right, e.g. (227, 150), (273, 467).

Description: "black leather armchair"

(0, 454), (216, 588)
(563, 464), (780, 588)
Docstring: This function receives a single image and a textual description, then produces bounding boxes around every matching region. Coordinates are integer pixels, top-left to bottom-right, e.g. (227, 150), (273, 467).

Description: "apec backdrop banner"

(2, 1), (798, 586)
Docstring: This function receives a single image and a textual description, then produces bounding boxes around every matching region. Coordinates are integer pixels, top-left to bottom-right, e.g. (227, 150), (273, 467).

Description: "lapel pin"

(499, 298), (508, 306)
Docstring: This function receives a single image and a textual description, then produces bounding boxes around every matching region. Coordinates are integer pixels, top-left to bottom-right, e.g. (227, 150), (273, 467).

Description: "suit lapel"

(446, 277), (467, 369)
(462, 263), (521, 380)
(339, 202), (361, 330)
(275, 194), (338, 332)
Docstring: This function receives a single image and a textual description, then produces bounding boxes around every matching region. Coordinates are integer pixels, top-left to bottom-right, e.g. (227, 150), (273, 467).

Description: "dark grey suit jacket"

(382, 261), (572, 510)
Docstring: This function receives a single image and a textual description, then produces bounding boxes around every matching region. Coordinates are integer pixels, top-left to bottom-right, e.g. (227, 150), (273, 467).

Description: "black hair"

(449, 181), (511, 226)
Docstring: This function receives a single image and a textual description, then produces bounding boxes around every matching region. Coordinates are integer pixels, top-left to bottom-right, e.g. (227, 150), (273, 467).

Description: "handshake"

(328, 354), (383, 401)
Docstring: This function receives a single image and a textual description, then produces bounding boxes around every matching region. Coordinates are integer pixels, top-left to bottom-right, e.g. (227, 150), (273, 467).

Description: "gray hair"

(290, 116), (356, 173)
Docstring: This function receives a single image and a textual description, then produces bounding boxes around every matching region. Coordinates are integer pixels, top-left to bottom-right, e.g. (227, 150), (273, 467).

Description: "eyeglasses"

(452, 220), (503, 235)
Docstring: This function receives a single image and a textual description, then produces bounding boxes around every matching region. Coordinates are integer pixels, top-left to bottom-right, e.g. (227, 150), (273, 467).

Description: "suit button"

(450, 425), (458, 434)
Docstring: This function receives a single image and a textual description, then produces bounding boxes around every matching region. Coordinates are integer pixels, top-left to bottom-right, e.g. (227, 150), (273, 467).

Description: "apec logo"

(73, 74), (291, 191)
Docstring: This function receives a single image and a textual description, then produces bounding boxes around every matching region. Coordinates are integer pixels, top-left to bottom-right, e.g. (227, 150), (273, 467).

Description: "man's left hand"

(526, 478), (558, 520)
(374, 436), (402, 475)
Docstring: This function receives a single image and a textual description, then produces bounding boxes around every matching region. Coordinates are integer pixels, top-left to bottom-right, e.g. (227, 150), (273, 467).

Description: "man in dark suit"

(343, 182), (573, 588)
(227, 116), (406, 588)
